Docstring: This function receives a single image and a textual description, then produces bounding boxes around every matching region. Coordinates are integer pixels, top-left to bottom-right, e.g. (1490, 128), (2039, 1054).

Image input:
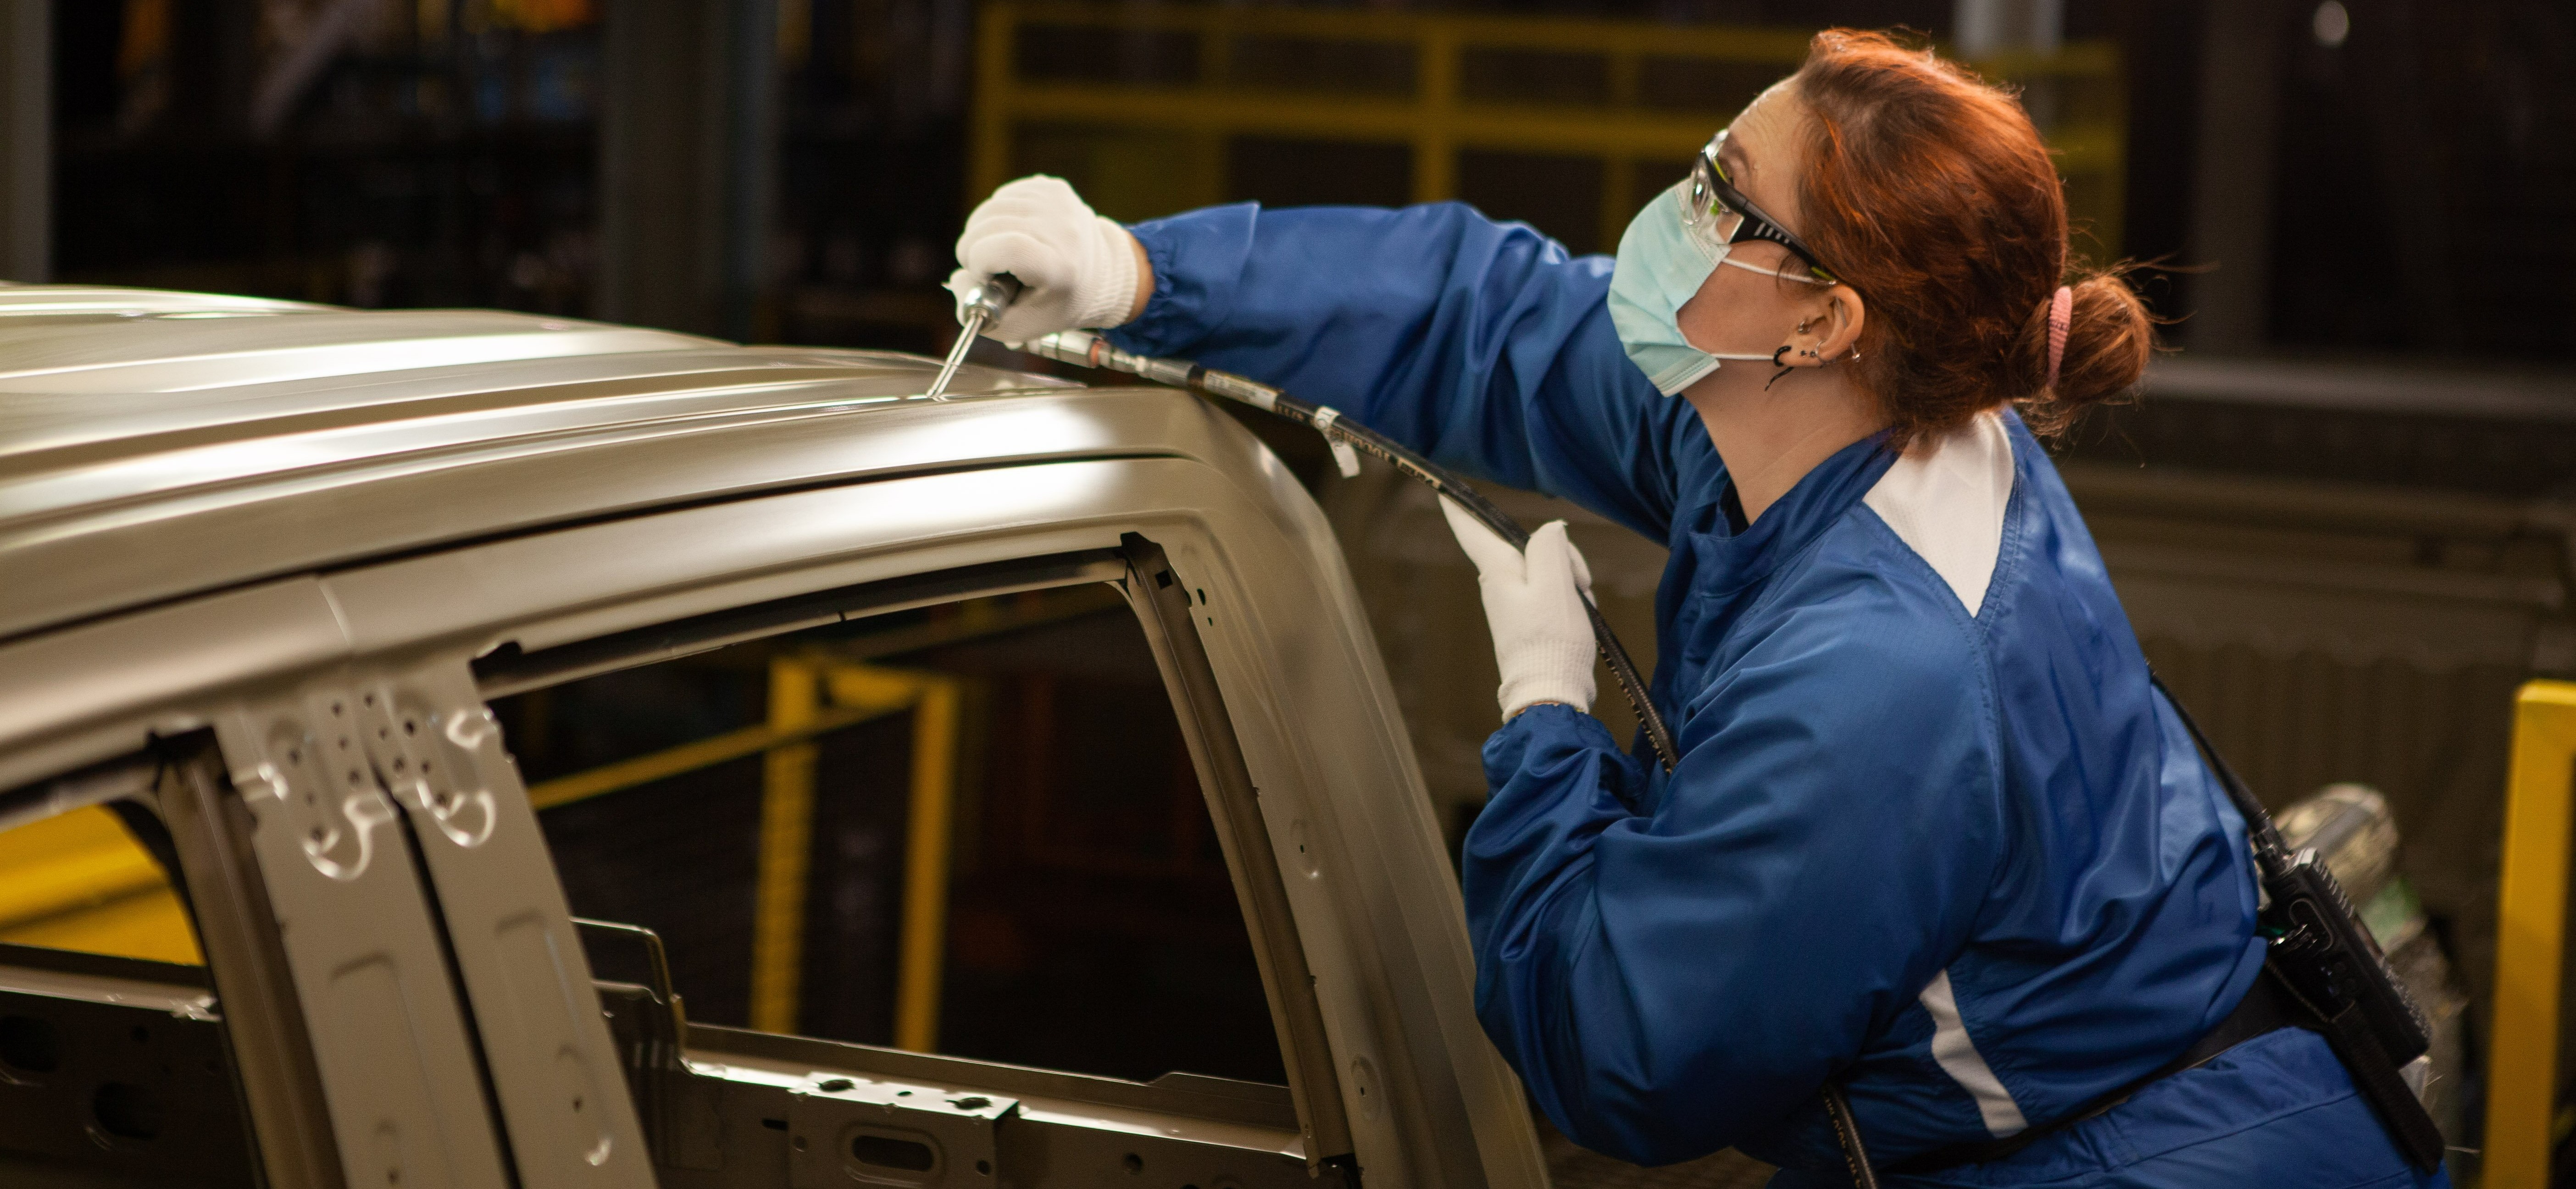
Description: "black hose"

(1022, 330), (1679, 773)
(1822, 1085), (1881, 1189)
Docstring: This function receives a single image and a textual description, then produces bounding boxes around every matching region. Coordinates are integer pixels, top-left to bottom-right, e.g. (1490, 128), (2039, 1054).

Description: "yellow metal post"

(2487, 679), (2576, 1186)
(971, 2), (1018, 205)
(751, 657), (821, 1034)
(1599, 155), (1637, 269)
(1191, 25), (1232, 212)
(825, 665), (962, 1053)
(522, 656), (958, 1051)
(1413, 25), (1457, 205)
(894, 679), (958, 1052)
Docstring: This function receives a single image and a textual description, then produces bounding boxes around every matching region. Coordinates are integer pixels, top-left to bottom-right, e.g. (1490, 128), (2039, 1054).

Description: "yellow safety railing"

(976, 2), (2125, 255)
(0, 657), (967, 1052)
(0, 586), (1102, 1031)
(2486, 679), (2576, 1186)
(0, 806), (201, 965)
(529, 656), (963, 1049)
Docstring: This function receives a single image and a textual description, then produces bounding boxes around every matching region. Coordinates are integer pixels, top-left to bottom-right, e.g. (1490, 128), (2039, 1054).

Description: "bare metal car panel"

(0, 284), (323, 321)
(0, 308), (710, 395)
(0, 285), (1551, 1189)
(0, 284), (1089, 642)
(1, 457), (1530, 1189)
(210, 676), (529, 1189)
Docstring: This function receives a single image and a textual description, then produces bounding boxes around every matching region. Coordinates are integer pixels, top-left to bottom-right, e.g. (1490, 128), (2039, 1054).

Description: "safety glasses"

(1682, 129), (1842, 285)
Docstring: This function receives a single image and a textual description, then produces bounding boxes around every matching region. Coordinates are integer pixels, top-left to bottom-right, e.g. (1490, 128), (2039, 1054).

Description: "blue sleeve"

(1461, 607), (2005, 1165)
(1106, 202), (1696, 542)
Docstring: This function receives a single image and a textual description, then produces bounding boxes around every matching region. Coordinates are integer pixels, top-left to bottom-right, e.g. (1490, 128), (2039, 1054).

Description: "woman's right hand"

(948, 175), (1153, 344)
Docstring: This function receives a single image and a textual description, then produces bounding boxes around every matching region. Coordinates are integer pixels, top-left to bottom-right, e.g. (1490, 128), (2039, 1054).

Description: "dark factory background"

(5, 1), (2576, 1183)
(25, 0), (2576, 365)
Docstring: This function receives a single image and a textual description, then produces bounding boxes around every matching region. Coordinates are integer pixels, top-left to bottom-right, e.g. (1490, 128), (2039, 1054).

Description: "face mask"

(1607, 180), (1822, 396)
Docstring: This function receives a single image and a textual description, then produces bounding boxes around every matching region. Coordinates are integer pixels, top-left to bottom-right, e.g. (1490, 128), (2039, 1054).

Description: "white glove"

(1440, 497), (1598, 719)
(946, 175), (1139, 344)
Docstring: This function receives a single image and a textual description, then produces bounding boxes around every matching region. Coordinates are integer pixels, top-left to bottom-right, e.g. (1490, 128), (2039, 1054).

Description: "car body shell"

(0, 284), (1548, 1189)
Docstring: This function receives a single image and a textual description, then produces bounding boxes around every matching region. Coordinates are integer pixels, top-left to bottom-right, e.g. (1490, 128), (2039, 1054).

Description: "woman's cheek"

(1677, 286), (1751, 354)
(1674, 290), (1723, 353)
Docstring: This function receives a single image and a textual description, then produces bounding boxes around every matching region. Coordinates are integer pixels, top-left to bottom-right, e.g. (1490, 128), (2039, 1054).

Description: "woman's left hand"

(1440, 497), (1598, 720)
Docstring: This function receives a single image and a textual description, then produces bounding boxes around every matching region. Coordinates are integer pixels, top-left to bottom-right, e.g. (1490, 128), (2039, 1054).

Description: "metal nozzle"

(924, 273), (1024, 401)
(958, 274), (1023, 326)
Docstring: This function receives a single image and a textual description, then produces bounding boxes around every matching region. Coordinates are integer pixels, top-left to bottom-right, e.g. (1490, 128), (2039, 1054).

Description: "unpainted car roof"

(0, 284), (1190, 644)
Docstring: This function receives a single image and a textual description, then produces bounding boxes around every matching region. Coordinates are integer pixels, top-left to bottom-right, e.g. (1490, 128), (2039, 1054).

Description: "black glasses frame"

(1686, 130), (1843, 285)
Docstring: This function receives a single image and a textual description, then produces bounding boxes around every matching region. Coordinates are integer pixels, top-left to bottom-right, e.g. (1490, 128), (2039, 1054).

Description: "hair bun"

(2019, 267), (2151, 435)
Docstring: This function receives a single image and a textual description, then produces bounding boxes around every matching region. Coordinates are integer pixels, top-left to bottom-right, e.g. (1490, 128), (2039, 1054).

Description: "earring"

(1795, 317), (1816, 333)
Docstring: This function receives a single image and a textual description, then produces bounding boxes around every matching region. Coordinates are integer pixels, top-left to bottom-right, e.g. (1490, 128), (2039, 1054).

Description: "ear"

(1782, 284), (1866, 368)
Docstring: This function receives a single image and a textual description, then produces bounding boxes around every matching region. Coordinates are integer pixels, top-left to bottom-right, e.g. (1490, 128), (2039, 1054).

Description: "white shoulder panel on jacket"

(1860, 409), (2015, 618)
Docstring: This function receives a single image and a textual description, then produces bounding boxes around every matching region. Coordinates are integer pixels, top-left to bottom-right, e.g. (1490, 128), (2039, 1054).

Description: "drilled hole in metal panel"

(93, 1082), (162, 1139)
(853, 1135), (935, 1172)
(0, 1015), (61, 1073)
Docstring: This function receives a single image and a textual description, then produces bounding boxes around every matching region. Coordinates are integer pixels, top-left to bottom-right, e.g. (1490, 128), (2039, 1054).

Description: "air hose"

(1022, 329), (1679, 774)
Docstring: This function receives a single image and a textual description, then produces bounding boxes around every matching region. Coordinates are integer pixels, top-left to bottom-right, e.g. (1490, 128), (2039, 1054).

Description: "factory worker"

(948, 28), (2442, 1189)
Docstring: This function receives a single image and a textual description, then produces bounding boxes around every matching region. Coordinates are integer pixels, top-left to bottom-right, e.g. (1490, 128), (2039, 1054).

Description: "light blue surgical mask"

(1607, 180), (1825, 396)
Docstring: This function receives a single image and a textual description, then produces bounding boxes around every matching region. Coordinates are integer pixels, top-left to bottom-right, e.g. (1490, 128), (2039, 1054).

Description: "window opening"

(0, 805), (199, 966)
(0, 758), (260, 1188)
(492, 580), (1288, 1087)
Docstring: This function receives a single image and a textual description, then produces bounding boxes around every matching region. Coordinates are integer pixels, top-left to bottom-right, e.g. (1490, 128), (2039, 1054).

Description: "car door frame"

(317, 452), (1545, 1189)
(0, 426), (1549, 1189)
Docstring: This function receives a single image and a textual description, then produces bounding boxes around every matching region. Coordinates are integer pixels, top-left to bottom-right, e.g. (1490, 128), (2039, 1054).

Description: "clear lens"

(1682, 144), (1745, 249)
(1684, 133), (1833, 283)
(1683, 155), (1725, 227)
(1672, 177), (1733, 258)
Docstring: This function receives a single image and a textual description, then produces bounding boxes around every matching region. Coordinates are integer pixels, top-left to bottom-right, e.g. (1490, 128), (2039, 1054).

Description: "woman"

(949, 30), (2440, 1189)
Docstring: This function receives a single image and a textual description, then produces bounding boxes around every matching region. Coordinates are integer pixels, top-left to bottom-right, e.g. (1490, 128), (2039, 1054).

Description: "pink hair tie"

(2043, 285), (2073, 393)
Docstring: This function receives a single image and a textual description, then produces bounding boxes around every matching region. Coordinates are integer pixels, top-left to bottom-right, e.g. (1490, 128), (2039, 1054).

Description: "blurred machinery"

(971, 3), (2124, 258)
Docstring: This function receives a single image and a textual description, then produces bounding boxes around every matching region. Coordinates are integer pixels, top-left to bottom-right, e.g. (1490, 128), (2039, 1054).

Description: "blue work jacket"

(1110, 201), (2444, 1189)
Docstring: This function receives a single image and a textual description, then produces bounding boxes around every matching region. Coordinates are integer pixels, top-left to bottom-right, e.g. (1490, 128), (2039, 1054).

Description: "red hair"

(1788, 30), (2151, 446)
